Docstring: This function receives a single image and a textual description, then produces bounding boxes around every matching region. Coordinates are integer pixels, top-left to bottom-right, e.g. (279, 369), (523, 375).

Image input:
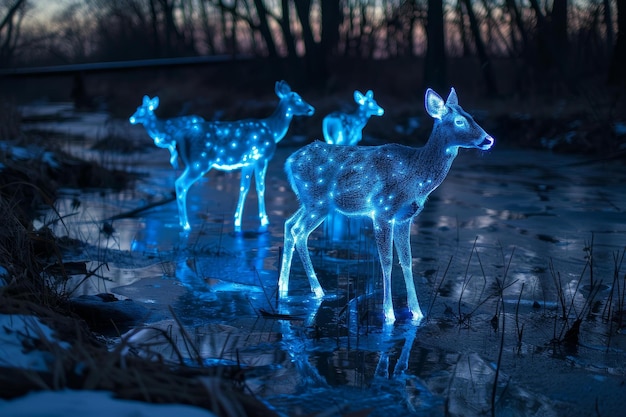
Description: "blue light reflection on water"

(48, 145), (626, 327)
(45, 143), (626, 416)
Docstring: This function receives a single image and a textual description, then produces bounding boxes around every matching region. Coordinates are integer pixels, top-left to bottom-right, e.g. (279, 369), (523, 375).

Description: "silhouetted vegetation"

(0, 1), (624, 156)
(1, 1), (622, 93)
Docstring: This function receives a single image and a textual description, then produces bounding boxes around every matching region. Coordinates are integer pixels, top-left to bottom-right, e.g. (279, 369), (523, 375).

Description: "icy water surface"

(30, 105), (626, 417)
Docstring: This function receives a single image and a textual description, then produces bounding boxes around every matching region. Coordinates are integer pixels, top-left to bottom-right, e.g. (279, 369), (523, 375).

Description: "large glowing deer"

(170, 81), (314, 232)
(129, 95), (205, 169)
(323, 90), (384, 146)
(279, 88), (494, 323)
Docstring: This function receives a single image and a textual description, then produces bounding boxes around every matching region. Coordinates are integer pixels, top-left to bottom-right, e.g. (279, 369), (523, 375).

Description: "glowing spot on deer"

(278, 87), (494, 324)
(130, 81), (314, 232)
(129, 95), (206, 170)
(323, 90), (384, 146)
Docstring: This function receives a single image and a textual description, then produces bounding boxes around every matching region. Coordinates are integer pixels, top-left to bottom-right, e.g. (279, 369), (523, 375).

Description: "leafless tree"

(424, 0), (446, 92)
(1, 0), (618, 99)
(608, 0), (625, 86)
(460, 0), (498, 95)
(0, 0), (29, 66)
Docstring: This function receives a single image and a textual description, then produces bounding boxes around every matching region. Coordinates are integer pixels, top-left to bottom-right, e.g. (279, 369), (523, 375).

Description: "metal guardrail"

(0, 55), (251, 76)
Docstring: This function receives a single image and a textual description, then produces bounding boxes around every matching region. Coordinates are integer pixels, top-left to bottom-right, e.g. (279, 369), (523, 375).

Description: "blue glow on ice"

(323, 90), (384, 146)
(131, 81), (314, 232)
(279, 88), (494, 323)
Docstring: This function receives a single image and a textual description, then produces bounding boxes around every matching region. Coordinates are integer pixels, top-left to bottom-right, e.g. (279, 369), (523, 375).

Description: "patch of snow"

(0, 142), (58, 168)
(18, 102), (74, 119)
(0, 390), (217, 417)
(0, 314), (70, 372)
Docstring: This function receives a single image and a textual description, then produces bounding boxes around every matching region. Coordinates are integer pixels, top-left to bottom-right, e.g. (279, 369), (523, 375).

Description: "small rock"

(68, 293), (153, 334)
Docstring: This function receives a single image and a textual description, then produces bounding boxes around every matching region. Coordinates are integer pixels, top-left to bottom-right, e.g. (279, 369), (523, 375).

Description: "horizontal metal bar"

(0, 54), (252, 76)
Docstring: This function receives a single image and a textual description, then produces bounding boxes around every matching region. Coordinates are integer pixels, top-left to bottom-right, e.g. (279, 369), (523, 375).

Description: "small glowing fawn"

(279, 88), (494, 323)
(138, 81), (314, 232)
(323, 90), (384, 146)
(129, 95), (205, 169)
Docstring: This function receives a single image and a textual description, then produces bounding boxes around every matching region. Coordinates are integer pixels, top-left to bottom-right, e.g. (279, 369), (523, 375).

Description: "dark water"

(30, 106), (626, 417)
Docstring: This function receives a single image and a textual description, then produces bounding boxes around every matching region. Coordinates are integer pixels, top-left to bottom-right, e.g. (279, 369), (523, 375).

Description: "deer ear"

(366, 90), (374, 98)
(150, 96), (159, 110)
(276, 81), (291, 98)
(425, 89), (446, 119)
(354, 90), (365, 105)
(446, 88), (458, 106)
(142, 95), (151, 105)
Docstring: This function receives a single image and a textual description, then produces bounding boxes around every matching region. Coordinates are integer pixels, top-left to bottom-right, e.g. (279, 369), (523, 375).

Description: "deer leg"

(174, 167), (206, 231)
(291, 210), (326, 298)
(373, 218), (395, 323)
(279, 208), (304, 296)
(393, 221), (423, 321)
(234, 166), (254, 233)
(167, 144), (179, 169)
(374, 324), (394, 379)
(392, 325), (417, 377)
(254, 160), (270, 231)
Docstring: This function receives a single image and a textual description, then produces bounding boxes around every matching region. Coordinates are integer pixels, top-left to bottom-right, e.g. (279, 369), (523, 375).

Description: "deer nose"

(479, 136), (494, 150)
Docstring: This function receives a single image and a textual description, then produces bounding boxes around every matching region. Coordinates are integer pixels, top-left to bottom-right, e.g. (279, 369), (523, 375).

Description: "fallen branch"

(107, 193), (175, 221)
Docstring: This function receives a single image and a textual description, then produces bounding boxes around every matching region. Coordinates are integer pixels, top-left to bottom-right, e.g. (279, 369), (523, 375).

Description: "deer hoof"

(313, 287), (325, 298)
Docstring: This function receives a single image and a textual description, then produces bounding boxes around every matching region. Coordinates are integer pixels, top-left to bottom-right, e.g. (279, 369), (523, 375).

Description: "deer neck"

(264, 99), (294, 142)
(143, 116), (172, 146)
(412, 122), (459, 191)
(353, 108), (370, 128)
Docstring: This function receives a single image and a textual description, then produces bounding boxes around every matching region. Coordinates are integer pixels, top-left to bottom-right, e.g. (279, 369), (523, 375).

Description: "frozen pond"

(29, 105), (626, 417)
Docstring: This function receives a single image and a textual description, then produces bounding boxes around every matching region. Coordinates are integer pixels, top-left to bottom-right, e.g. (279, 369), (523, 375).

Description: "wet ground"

(26, 104), (626, 417)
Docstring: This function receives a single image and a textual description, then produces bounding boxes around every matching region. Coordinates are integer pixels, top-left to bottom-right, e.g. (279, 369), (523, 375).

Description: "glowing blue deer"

(129, 96), (205, 169)
(323, 90), (384, 145)
(166, 81), (314, 232)
(279, 88), (494, 323)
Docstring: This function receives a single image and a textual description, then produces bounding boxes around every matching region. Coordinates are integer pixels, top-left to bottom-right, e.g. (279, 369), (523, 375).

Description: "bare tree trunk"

(252, 0), (278, 57)
(279, 0), (297, 58)
(456, 0), (470, 56)
(216, 0), (236, 54)
(360, 2), (369, 57)
(408, 1), (422, 57)
(293, 0), (315, 57)
(347, 1), (358, 56)
(148, 0), (162, 56)
(603, 0), (614, 51)
(180, 0), (197, 54)
(461, 0), (498, 96)
(424, 0), (447, 92)
(320, 0), (341, 57)
(608, 0), (626, 86)
(199, 0), (216, 54)
(294, 0), (326, 83)
(0, 0), (27, 65)
(230, 0), (238, 55)
(158, 0), (176, 56)
(551, 0), (568, 61)
(506, 0), (528, 52)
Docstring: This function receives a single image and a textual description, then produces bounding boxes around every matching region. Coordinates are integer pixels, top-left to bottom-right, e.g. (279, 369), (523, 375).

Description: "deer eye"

(454, 117), (467, 127)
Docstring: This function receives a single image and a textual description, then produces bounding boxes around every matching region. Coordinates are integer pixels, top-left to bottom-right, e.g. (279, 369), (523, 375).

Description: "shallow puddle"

(30, 107), (626, 416)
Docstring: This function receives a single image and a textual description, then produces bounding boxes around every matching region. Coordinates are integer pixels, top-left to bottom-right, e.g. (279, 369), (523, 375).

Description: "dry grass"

(0, 195), (277, 416)
(0, 122), (275, 416)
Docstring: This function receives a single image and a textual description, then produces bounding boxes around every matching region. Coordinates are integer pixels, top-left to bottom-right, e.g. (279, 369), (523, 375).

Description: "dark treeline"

(1, 0), (625, 96)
